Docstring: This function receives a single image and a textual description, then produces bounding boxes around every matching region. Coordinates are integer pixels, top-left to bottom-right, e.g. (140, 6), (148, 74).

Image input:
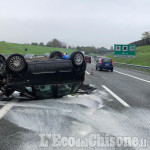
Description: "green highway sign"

(114, 44), (136, 57)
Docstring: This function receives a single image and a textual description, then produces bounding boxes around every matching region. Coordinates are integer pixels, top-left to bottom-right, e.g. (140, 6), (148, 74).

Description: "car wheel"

(111, 69), (113, 72)
(7, 54), (27, 72)
(49, 51), (63, 59)
(70, 51), (84, 67)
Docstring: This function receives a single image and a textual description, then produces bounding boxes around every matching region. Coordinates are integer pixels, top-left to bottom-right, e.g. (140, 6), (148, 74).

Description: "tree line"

(30, 39), (110, 54)
(31, 39), (67, 48)
(129, 32), (150, 47)
(76, 46), (109, 54)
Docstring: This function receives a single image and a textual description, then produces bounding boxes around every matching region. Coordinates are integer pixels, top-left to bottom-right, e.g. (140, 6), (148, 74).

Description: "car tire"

(7, 54), (27, 72)
(49, 51), (63, 59)
(70, 51), (84, 67)
(111, 69), (113, 72)
(70, 51), (86, 75)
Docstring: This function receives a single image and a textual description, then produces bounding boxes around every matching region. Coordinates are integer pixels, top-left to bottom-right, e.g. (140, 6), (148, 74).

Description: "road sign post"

(114, 44), (136, 57)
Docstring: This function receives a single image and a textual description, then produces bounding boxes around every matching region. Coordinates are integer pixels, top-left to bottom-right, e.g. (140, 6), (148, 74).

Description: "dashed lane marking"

(102, 85), (130, 107)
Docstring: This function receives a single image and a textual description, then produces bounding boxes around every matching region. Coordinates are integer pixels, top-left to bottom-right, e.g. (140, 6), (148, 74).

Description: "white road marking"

(114, 70), (150, 84)
(102, 85), (130, 107)
(86, 71), (90, 74)
(0, 99), (18, 119)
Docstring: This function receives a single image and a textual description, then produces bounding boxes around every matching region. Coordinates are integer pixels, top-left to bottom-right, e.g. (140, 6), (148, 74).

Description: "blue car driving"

(96, 57), (113, 72)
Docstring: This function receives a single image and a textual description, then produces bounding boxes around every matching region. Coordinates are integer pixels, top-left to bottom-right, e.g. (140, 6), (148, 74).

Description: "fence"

(114, 62), (150, 73)
(129, 38), (150, 47)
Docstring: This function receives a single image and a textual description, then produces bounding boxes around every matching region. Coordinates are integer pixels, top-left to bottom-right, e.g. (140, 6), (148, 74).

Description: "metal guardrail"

(114, 62), (150, 73)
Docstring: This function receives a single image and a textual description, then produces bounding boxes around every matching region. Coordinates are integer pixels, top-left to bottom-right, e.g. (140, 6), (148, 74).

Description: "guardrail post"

(114, 62), (150, 73)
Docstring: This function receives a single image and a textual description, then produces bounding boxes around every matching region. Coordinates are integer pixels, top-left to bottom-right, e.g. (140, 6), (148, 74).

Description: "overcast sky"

(0, 0), (150, 48)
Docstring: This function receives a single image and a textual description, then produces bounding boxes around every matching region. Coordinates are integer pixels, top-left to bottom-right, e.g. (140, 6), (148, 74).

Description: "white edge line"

(86, 71), (90, 75)
(102, 85), (130, 107)
(114, 70), (150, 84)
(0, 100), (18, 119)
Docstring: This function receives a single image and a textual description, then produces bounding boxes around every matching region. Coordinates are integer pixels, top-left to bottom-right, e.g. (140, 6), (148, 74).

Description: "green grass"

(108, 45), (150, 66)
(0, 41), (75, 55)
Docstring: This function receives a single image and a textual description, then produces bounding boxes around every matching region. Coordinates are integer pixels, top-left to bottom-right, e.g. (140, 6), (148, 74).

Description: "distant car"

(85, 56), (91, 63)
(0, 51), (86, 99)
(24, 54), (36, 59)
(96, 58), (113, 72)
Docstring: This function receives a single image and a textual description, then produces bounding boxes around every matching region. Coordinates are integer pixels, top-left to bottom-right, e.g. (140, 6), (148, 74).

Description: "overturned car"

(0, 51), (86, 99)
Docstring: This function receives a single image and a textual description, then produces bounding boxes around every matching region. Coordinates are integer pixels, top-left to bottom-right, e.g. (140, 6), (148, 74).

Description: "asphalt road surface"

(0, 62), (150, 150)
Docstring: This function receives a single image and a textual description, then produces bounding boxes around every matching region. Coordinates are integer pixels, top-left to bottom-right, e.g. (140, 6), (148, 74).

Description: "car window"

(29, 83), (81, 98)
(32, 85), (53, 98)
(57, 84), (72, 97)
(103, 58), (112, 63)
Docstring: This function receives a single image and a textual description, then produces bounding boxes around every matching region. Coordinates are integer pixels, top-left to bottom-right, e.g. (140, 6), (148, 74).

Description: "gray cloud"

(0, 0), (150, 48)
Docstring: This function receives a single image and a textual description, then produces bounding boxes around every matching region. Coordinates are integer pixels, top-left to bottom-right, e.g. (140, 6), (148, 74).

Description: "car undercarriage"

(0, 51), (87, 99)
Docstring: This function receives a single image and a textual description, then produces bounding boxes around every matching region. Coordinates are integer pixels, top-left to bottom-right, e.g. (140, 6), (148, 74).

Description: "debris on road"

(78, 84), (97, 94)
